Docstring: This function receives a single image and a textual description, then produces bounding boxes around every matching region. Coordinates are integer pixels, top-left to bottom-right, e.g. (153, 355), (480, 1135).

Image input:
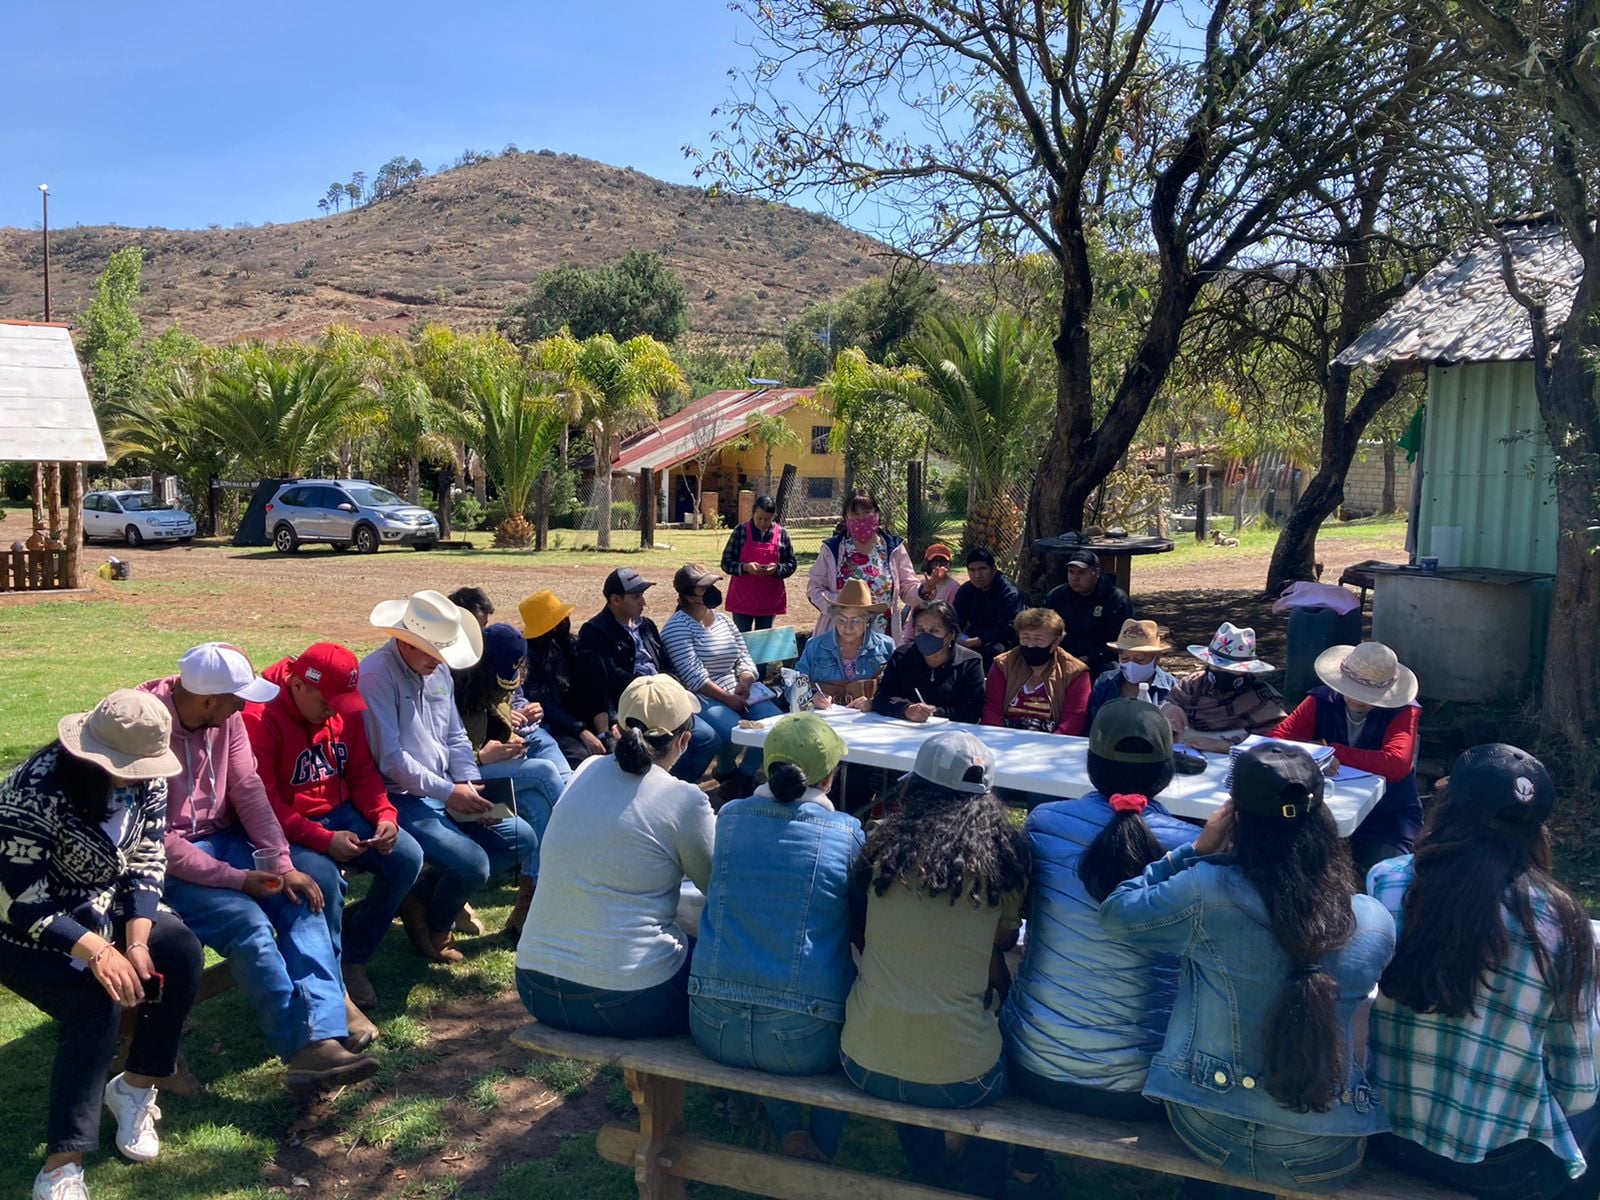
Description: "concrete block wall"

(1342, 447), (1412, 517)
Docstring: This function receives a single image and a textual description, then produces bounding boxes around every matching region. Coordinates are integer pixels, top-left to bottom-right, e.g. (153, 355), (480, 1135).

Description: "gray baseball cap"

(906, 729), (997, 794)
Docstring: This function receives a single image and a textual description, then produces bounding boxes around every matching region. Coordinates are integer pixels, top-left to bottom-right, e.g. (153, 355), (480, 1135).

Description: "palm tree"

(204, 345), (371, 479)
(533, 332), (685, 549)
(825, 312), (1050, 561)
(104, 360), (232, 532)
(441, 365), (566, 546)
(743, 410), (802, 497)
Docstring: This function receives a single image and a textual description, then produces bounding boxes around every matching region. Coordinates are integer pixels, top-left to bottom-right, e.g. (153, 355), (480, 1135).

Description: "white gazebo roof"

(0, 320), (107, 464)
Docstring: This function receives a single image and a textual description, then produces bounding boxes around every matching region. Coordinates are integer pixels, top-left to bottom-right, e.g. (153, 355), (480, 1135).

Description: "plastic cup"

(1419, 556), (1439, 575)
(252, 848), (283, 891)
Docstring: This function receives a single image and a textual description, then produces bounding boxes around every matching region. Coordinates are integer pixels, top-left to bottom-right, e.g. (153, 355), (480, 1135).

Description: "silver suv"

(265, 479), (439, 554)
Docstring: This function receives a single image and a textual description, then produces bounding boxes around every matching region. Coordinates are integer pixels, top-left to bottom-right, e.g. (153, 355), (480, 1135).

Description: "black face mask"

(701, 585), (723, 610)
(1020, 644), (1054, 667)
(1207, 669), (1246, 692)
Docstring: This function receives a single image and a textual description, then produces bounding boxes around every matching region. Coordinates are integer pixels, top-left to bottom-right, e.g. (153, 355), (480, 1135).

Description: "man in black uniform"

(1044, 549), (1134, 678)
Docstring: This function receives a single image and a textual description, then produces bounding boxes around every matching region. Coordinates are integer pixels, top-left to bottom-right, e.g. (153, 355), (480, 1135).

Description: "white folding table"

(729, 710), (1385, 837)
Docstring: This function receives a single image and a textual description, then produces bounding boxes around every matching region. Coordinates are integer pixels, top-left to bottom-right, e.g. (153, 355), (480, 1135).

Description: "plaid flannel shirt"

(1368, 856), (1600, 1177)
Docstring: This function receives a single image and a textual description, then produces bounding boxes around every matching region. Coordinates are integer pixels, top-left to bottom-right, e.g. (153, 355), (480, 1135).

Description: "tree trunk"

(407, 453), (421, 505)
(1380, 443), (1397, 514)
(595, 431), (614, 550)
(765, 446), (774, 498)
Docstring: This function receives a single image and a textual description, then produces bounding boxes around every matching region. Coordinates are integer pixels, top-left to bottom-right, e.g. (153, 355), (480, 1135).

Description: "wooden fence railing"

(0, 548), (69, 592)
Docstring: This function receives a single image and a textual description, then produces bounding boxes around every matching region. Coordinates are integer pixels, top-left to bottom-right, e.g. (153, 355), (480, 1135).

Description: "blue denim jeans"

(670, 715), (721, 785)
(842, 1051), (1009, 1197)
(514, 724), (575, 788)
(391, 794), (537, 934)
(1369, 1102), (1600, 1200)
(287, 803), (425, 966)
(690, 996), (848, 1158)
(163, 826), (348, 1061)
(477, 755), (566, 882)
(698, 698), (783, 776)
(1166, 1102), (1365, 1196)
(516, 954), (692, 1038)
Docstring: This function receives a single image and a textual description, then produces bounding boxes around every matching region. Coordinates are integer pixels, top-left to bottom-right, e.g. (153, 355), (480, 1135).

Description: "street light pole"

(38, 184), (50, 321)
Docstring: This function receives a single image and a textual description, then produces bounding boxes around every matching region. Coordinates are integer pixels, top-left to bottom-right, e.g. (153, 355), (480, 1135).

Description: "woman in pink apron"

(721, 495), (798, 632)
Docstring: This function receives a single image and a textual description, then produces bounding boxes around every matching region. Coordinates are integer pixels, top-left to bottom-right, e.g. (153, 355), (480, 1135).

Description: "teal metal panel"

(1419, 362), (1558, 575)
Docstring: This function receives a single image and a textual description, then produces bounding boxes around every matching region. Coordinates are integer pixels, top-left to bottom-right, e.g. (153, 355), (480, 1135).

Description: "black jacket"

(1045, 576), (1134, 677)
(872, 643), (987, 725)
(953, 574), (1025, 651)
(577, 607), (666, 719)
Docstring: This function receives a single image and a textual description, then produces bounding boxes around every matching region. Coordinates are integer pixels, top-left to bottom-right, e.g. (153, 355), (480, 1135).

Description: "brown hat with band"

(831, 578), (889, 615)
(1108, 619), (1171, 653)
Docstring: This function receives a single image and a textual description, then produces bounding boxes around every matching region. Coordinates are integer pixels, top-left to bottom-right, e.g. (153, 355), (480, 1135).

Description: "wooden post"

(1194, 465), (1210, 543)
(625, 1069), (687, 1200)
(1232, 480), (1246, 533)
(63, 464), (83, 588)
(639, 468), (656, 549)
(906, 460), (925, 561)
(436, 466), (453, 541)
(535, 470), (551, 552)
(31, 463), (44, 533)
(46, 464), (61, 539)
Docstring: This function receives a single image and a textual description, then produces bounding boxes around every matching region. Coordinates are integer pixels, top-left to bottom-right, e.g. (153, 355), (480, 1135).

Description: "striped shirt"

(1368, 856), (1599, 1177)
(662, 609), (757, 693)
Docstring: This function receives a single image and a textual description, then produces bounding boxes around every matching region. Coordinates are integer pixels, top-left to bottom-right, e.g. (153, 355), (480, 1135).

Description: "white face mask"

(1121, 659), (1158, 684)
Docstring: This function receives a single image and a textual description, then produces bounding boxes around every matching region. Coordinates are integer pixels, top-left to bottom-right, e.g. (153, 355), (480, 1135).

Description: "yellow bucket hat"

(519, 590), (576, 640)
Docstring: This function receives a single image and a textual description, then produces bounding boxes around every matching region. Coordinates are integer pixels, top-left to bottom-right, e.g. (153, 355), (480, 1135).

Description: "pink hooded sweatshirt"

(139, 675), (291, 889)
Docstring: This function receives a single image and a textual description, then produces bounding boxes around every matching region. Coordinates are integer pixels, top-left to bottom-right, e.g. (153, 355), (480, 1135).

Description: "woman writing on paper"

(871, 601), (986, 725)
(793, 580), (896, 712)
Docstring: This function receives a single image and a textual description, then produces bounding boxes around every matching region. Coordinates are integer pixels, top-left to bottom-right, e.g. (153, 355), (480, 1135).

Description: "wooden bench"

(511, 1022), (1461, 1200)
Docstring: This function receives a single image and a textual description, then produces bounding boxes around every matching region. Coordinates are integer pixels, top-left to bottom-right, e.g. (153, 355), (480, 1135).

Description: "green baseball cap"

(1088, 699), (1173, 764)
(764, 713), (847, 785)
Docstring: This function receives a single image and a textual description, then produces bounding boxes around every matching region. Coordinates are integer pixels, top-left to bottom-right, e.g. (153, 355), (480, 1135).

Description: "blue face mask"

(915, 632), (947, 658)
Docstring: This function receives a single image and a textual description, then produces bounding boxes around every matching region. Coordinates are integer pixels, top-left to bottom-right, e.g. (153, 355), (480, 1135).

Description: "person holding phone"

(359, 592), (536, 965)
(0, 691), (203, 1200)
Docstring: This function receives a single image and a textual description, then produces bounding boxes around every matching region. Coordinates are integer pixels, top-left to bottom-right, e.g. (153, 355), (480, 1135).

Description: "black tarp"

(231, 478), (293, 546)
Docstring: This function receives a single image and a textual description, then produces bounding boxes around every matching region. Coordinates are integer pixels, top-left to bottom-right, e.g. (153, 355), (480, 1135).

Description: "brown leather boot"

(399, 893), (464, 963)
(454, 903), (484, 936)
(343, 997), (380, 1053)
(342, 961), (377, 1009)
(285, 1039), (379, 1091)
(502, 878), (535, 942)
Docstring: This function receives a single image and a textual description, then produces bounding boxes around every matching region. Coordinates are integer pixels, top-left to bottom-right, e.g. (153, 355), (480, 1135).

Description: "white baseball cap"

(905, 729), (997, 795)
(178, 642), (279, 702)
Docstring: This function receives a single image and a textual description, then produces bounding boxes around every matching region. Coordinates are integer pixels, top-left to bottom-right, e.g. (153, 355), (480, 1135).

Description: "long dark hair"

(1077, 751), (1175, 903)
(1381, 789), (1595, 1020)
(862, 777), (1029, 907)
(1232, 807), (1359, 1113)
(50, 741), (116, 824)
(615, 717), (694, 776)
(526, 620), (575, 694)
(452, 656), (504, 720)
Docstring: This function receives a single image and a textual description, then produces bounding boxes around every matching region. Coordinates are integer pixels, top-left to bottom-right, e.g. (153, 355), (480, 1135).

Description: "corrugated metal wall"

(1420, 361), (1558, 574)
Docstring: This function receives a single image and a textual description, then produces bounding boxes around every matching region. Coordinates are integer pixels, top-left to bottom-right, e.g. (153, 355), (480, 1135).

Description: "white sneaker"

(102, 1073), (162, 1162)
(32, 1163), (89, 1200)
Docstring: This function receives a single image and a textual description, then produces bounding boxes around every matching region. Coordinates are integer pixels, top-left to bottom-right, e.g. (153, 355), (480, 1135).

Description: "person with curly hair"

(840, 730), (1030, 1197)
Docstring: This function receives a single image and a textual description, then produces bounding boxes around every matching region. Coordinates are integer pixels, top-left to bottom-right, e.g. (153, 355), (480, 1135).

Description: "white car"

(83, 490), (197, 546)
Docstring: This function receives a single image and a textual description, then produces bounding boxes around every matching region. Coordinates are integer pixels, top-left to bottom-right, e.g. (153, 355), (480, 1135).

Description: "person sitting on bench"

(1100, 744), (1396, 1195)
(841, 730), (1028, 1197)
(980, 607), (1092, 737)
(689, 714), (863, 1164)
(999, 700), (1198, 1189)
(1367, 745), (1600, 1200)
(515, 675), (714, 1039)
(792, 579), (895, 712)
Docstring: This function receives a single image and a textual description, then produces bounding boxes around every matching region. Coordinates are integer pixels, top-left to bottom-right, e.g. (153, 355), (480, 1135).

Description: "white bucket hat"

(58, 690), (183, 781)
(370, 589), (485, 670)
(1315, 642), (1418, 708)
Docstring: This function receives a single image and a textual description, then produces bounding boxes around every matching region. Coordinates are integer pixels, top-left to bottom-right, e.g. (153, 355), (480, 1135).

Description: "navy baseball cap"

(1447, 743), (1556, 828)
(603, 568), (654, 598)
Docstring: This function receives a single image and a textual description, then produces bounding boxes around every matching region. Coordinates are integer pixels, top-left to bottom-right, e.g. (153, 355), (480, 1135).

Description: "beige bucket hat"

(58, 689), (183, 781)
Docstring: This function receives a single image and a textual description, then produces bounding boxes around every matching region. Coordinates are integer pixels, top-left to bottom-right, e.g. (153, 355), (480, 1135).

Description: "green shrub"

(450, 493), (487, 532)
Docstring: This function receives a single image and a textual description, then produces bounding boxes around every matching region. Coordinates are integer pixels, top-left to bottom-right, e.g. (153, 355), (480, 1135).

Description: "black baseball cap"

(1447, 743), (1555, 828)
(1089, 699), (1173, 764)
(603, 567), (654, 598)
(1065, 548), (1101, 569)
(1232, 743), (1324, 823)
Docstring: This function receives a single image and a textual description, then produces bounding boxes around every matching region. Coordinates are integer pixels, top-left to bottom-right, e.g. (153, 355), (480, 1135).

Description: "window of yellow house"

(810, 425), (831, 455)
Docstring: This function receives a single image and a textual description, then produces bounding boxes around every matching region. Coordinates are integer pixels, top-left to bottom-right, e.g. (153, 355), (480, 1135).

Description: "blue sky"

(0, 0), (757, 231)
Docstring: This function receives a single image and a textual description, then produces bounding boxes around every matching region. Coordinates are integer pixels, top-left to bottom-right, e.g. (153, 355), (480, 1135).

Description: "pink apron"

(727, 520), (787, 618)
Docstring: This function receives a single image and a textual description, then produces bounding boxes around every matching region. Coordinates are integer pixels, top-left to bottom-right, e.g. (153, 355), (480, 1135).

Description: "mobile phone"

(142, 971), (165, 1005)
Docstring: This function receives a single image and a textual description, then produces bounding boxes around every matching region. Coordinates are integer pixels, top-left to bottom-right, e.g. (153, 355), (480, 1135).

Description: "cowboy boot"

(501, 878), (535, 942)
(398, 893), (464, 964)
(454, 903), (485, 936)
(343, 996), (380, 1053)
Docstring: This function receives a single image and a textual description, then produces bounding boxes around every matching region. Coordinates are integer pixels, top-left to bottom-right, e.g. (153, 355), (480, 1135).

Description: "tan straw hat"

(58, 690), (183, 780)
(369, 589), (485, 670)
(1314, 642), (1418, 707)
(1107, 619), (1171, 653)
(831, 578), (889, 615)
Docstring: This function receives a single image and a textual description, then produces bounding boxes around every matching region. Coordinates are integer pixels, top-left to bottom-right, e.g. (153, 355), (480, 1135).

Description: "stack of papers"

(1225, 735), (1340, 788)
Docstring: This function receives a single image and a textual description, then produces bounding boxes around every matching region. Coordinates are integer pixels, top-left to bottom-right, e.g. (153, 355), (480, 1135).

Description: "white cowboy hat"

(1187, 622), (1274, 675)
(1314, 642), (1418, 708)
(369, 590), (484, 670)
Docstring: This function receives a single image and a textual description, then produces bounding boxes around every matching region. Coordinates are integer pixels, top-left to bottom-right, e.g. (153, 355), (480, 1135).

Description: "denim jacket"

(689, 787), (864, 1022)
(1001, 794), (1196, 1092)
(1100, 844), (1396, 1136)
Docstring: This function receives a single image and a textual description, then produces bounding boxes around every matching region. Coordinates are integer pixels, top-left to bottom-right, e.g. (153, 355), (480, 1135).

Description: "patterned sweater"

(0, 744), (167, 957)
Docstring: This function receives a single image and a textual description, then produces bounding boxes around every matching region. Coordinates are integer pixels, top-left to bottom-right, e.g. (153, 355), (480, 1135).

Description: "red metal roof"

(607, 387), (818, 474)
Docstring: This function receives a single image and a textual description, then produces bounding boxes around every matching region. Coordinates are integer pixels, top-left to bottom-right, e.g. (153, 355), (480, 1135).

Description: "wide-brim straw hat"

(1315, 642), (1418, 707)
(58, 689), (183, 781)
(1108, 619), (1171, 653)
(831, 578), (888, 615)
(370, 589), (485, 670)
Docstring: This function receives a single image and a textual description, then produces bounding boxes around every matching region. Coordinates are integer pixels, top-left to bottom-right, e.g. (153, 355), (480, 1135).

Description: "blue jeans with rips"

(690, 996), (848, 1158)
(286, 803), (425, 966)
(391, 794), (537, 934)
(163, 826), (348, 1062)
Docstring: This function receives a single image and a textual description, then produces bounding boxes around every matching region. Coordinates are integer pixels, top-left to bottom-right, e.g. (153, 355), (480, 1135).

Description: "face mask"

(1121, 659), (1158, 683)
(914, 632), (947, 657)
(846, 514), (879, 542)
(701, 585), (723, 609)
(1207, 669), (1245, 692)
(1020, 644), (1054, 667)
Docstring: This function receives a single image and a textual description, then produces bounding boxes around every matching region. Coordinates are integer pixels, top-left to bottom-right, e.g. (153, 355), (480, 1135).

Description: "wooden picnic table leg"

(625, 1067), (688, 1200)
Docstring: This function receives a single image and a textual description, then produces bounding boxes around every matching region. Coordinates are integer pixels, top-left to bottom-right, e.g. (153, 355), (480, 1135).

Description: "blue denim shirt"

(689, 787), (864, 1022)
(793, 629), (896, 686)
(1100, 844), (1396, 1135)
(1002, 793), (1196, 1092)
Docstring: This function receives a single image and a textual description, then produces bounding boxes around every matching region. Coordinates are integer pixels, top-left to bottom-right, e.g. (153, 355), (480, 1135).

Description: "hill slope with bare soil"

(0, 151), (900, 347)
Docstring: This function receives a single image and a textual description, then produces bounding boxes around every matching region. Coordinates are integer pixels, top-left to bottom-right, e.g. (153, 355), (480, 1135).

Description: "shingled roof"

(1336, 220), (1581, 368)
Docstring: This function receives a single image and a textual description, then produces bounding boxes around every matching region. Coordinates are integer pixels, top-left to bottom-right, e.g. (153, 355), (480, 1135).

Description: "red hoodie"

(243, 658), (397, 854)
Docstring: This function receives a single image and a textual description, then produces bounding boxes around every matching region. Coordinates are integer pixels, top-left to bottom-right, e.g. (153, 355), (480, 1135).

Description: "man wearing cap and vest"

(244, 643), (425, 1017)
(577, 567), (718, 784)
(142, 644), (379, 1092)
(358, 591), (538, 965)
(1045, 549), (1135, 679)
